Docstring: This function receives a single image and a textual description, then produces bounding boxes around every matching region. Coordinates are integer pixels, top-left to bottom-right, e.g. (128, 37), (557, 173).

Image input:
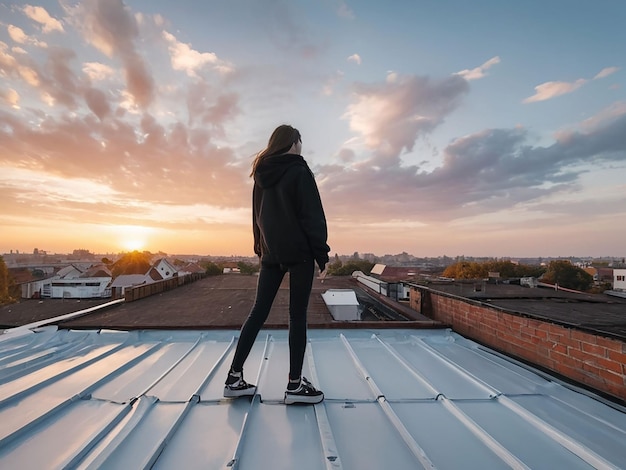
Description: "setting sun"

(122, 238), (145, 252)
(115, 225), (152, 252)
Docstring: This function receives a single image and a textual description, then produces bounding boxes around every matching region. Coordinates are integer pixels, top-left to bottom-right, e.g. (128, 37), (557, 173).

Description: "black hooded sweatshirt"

(252, 153), (330, 271)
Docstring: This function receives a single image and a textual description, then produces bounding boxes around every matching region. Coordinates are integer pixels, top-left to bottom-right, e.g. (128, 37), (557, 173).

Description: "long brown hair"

(251, 125), (301, 176)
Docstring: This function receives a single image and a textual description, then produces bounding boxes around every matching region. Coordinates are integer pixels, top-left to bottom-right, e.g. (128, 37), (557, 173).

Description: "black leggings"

(230, 259), (314, 380)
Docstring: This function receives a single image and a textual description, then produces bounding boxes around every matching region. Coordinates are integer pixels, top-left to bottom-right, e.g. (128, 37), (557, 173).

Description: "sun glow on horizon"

(114, 225), (153, 252)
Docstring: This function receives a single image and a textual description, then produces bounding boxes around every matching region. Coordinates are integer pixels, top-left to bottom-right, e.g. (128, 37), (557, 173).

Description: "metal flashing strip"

(1, 299), (125, 336)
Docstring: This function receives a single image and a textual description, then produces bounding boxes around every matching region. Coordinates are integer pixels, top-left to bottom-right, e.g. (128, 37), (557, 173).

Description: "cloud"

(594, 67), (619, 80)
(22, 5), (64, 33)
(0, 41), (42, 86)
(71, 0), (154, 108)
(557, 101), (626, 137)
(318, 105), (626, 224)
(0, 105), (251, 215)
(343, 72), (469, 159)
(524, 66), (618, 103)
(523, 79), (587, 103)
(0, 88), (20, 108)
(454, 56), (500, 81)
(0, 3), (247, 227)
(162, 31), (233, 77)
(7, 25), (47, 47)
(184, 80), (241, 134)
(84, 87), (111, 120)
(347, 53), (361, 65)
(82, 62), (115, 81)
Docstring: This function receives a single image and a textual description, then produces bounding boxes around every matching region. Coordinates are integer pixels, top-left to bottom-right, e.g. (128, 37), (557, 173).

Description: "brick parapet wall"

(409, 286), (626, 402)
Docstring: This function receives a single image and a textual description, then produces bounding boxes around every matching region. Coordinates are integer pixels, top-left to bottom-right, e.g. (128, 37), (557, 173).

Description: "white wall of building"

(614, 269), (626, 291)
(48, 277), (111, 299)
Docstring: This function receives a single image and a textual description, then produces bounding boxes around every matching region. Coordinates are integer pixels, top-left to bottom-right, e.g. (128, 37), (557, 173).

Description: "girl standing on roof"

(224, 124), (330, 405)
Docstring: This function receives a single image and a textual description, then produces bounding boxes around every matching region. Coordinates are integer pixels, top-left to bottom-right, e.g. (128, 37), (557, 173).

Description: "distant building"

(177, 262), (205, 276)
(17, 258), (188, 300)
(110, 274), (150, 299)
(222, 262), (241, 274)
(22, 263), (113, 299)
(615, 269), (626, 292)
(368, 264), (415, 300)
(152, 258), (178, 280)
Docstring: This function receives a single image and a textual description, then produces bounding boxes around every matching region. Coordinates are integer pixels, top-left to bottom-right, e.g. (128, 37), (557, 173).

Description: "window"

(617, 275), (625, 281)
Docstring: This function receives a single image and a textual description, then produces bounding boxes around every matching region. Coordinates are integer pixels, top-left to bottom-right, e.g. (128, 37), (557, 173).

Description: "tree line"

(0, 256), (17, 304)
(442, 259), (594, 291)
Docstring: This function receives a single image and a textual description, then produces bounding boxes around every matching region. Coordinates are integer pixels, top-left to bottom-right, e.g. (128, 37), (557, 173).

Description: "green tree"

(328, 254), (342, 273)
(237, 261), (259, 275)
(442, 261), (487, 279)
(204, 261), (223, 276)
(0, 256), (10, 303)
(328, 260), (374, 276)
(443, 260), (545, 280)
(542, 260), (593, 291)
(32, 269), (45, 278)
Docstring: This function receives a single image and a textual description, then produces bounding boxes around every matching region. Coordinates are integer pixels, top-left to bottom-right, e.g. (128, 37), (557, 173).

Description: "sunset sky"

(1, 1), (625, 258)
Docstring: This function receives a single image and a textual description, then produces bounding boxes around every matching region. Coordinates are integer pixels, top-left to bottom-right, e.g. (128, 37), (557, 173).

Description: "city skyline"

(3, 247), (624, 264)
(1, 1), (625, 258)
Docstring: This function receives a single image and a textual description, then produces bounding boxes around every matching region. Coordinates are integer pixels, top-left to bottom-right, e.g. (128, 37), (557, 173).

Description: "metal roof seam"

(137, 335), (203, 398)
(307, 341), (344, 470)
(0, 340), (128, 407)
(226, 394), (262, 469)
(474, 343), (626, 413)
(196, 336), (235, 401)
(377, 334), (529, 468)
(498, 397), (620, 470)
(372, 334), (439, 396)
(410, 335), (498, 397)
(226, 335), (271, 470)
(338, 333), (437, 469)
(440, 397), (530, 469)
(408, 334), (623, 469)
(79, 395), (158, 469)
(57, 398), (134, 469)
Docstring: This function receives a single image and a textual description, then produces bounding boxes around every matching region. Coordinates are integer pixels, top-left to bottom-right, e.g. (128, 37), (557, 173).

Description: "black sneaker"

(284, 377), (324, 405)
(224, 370), (256, 398)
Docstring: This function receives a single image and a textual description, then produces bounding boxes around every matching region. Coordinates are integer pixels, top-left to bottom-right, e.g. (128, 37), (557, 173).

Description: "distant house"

(177, 262), (205, 276)
(369, 264), (416, 300)
(584, 267), (614, 286)
(30, 263), (112, 299)
(111, 259), (183, 298)
(614, 269), (626, 292)
(597, 267), (615, 285)
(110, 274), (149, 299)
(222, 262), (241, 274)
(152, 258), (178, 280)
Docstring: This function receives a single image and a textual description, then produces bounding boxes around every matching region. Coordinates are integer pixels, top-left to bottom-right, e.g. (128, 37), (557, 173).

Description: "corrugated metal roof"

(1, 326), (625, 469)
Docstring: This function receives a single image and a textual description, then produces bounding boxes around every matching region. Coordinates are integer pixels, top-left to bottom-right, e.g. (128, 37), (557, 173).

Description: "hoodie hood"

(253, 154), (308, 189)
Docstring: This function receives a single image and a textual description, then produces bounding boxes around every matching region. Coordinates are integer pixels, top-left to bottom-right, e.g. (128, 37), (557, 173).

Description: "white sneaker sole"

(224, 386), (256, 398)
(284, 393), (324, 405)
